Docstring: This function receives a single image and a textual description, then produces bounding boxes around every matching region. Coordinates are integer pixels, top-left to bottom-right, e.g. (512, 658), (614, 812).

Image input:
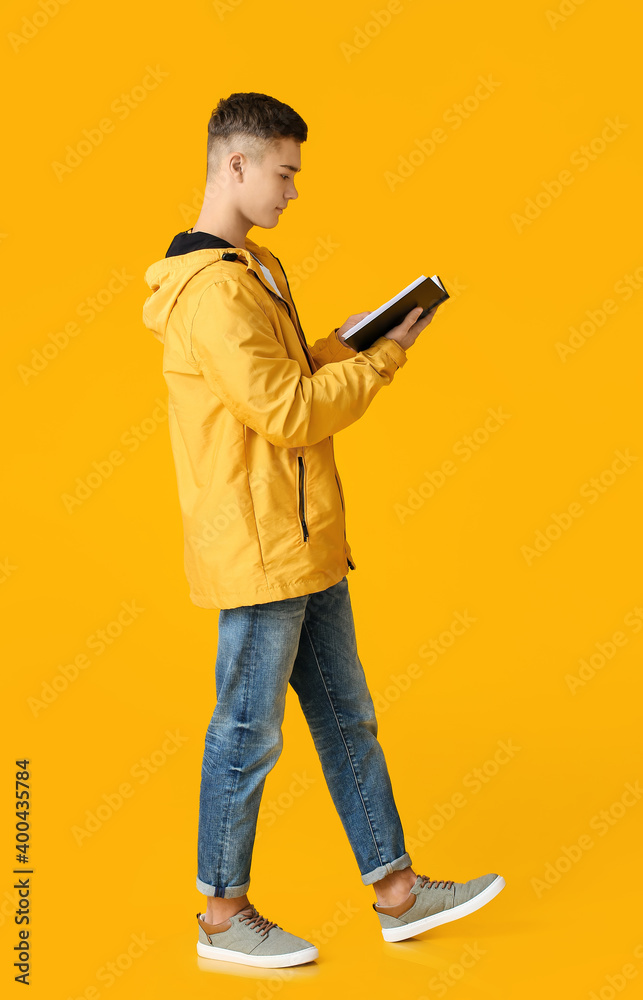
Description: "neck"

(191, 206), (250, 250)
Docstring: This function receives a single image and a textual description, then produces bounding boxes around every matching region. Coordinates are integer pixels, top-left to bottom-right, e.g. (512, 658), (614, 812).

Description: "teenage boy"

(142, 92), (505, 969)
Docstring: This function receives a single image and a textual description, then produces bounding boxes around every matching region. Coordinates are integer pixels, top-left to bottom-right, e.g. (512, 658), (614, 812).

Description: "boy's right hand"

(384, 304), (440, 352)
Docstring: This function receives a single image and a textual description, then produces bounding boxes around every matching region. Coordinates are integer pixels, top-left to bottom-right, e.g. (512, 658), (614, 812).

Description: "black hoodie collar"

(165, 229), (236, 258)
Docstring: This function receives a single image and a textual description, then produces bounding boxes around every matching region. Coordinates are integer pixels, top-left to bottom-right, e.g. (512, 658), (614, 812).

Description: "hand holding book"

(383, 302), (440, 351)
(337, 274), (449, 353)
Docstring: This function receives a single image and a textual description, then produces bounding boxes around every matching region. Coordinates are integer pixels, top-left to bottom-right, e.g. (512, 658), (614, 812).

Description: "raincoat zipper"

(225, 249), (314, 368)
(269, 253), (316, 370)
(249, 253), (353, 568)
(298, 455), (309, 542)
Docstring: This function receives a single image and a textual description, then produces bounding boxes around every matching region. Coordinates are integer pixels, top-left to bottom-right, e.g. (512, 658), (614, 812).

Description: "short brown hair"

(206, 92), (308, 180)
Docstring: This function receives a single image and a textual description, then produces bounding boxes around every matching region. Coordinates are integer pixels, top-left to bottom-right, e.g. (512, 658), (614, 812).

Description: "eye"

(281, 174), (290, 180)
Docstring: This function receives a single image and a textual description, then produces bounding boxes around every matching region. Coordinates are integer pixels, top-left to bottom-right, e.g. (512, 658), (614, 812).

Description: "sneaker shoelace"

(237, 904), (280, 936)
(417, 875), (454, 890)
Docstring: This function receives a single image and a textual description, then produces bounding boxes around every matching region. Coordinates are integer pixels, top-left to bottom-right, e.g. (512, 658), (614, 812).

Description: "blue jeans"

(196, 575), (413, 898)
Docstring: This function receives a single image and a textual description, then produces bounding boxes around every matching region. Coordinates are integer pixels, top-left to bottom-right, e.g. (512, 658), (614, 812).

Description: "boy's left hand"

(336, 312), (372, 351)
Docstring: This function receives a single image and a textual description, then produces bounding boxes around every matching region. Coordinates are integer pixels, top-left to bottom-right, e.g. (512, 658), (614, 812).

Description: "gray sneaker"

(373, 873), (505, 942)
(196, 902), (318, 968)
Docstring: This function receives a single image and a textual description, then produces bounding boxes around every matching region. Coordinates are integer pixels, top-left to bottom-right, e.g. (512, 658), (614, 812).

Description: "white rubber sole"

(381, 875), (506, 942)
(196, 940), (319, 968)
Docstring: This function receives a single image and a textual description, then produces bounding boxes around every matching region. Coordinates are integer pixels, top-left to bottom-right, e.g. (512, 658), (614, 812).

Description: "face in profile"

(239, 137), (301, 230)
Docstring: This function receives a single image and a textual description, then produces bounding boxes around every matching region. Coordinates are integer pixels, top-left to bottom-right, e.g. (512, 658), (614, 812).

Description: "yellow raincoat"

(142, 235), (408, 609)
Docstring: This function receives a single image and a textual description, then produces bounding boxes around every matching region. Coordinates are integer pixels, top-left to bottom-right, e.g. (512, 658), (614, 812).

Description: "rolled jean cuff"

(360, 852), (413, 886)
(196, 876), (250, 898)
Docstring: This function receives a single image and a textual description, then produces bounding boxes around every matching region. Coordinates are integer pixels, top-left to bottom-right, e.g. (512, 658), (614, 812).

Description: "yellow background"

(2, 0), (642, 996)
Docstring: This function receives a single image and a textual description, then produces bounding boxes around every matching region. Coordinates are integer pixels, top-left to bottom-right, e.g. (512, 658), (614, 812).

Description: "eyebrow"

(279, 164), (301, 172)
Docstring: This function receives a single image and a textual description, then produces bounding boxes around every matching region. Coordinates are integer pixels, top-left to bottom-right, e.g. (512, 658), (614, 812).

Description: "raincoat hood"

(142, 234), (275, 345)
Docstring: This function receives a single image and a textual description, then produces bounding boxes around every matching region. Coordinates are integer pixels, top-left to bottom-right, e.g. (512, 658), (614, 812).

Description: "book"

(339, 274), (450, 352)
